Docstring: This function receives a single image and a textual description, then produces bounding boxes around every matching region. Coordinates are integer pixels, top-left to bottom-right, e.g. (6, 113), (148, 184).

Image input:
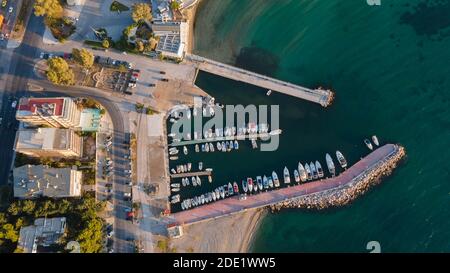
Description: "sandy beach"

(170, 209), (266, 253)
(183, 0), (203, 54)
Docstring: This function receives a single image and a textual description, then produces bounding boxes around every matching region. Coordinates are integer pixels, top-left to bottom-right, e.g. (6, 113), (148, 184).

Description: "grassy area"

(110, 1), (130, 12)
(84, 40), (104, 47)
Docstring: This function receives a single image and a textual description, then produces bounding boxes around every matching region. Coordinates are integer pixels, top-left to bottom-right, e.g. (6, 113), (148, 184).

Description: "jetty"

(169, 132), (274, 147)
(170, 170), (212, 179)
(168, 144), (405, 226)
(186, 54), (334, 107)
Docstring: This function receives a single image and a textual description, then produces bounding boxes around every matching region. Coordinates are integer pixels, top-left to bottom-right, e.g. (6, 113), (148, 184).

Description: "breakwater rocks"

(270, 145), (406, 211)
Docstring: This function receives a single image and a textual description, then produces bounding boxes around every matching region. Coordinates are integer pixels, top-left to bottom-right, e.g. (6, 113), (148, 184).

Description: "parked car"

(8, 7), (13, 13)
(11, 100), (17, 108)
(124, 192), (131, 201)
(149, 83), (156, 87)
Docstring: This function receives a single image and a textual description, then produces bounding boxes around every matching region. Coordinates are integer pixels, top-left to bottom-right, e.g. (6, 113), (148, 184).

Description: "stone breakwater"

(270, 145), (406, 211)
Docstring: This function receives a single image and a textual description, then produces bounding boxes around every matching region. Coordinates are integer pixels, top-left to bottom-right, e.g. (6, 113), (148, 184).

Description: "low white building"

(18, 217), (67, 253)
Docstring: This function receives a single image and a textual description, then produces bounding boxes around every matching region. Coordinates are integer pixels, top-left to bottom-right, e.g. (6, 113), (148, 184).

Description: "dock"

(168, 144), (402, 226)
(169, 132), (272, 147)
(186, 54), (334, 107)
(170, 170), (212, 179)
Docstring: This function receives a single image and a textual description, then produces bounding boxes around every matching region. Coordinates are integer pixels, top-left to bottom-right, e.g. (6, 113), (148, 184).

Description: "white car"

(11, 100), (17, 108)
(8, 7), (13, 13)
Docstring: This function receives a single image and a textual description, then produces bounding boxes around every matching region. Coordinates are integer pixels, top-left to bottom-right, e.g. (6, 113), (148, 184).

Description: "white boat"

(315, 161), (324, 178)
(247, 178), (253, 192)
(171, 188), (180, 192)
(198, 162), (203, 170)
(221, 141), (226, 152)
(336, 151), (348, 168)
(242, 180), (248, 193)
(205, 143), (210, 152)
(171, 168), (176, 174)
(196, 176), (201, 186)
(234, 140), (239, 149)
(181, 178), (186, 186)
(372, 135), (380, 146)
(185, 177), (190, 186)
(283, 167), (291, 184)
(183, 146), (188, 155)
(310, 162), (318, 179)
(209, 143), (214, 152)
(202, 107), (207, 116)
(326, 153), (336, 176)
(208, 175), (212, 183)
(217, 142), (222, 151)
(219, 187), (225, 199)
(251, 139), (258, 149)
(169, 149), (179, 155)
(186, 133), (191, 140)
(298, 163), (307, 182)
(194, 132), (198, 140)
(304, 162), (311, 179)
(266, 89), (272, 96)
(193, 107), (197, 116)
(186, 109), (191, 119)
(195, 144), (200, 153)
(168, 133), (176, 138)
(201, 195), (205, 205)
(269, 129), (282, 135)
(294, 170), (300, 183)
(228, 182), (233, 195)
(170, 156), (178, 161)
(272, 171), (280, 187)
(364, 139), (373, 150)
(212, 191), (217, 201)
(256, 176), (263, 191)
(170, 194), (180, 204)
(187, 163), (192, 172)
(205, 168), (213, 172)
(171, 183), (180, 187)
(215, 188), (220, 200)
(263, 175), (269, 189)
(181, 201), (185, 210)
(208, 193), (213, 202)
(192, 176), (197, 186)
(268, 177), (274, 188)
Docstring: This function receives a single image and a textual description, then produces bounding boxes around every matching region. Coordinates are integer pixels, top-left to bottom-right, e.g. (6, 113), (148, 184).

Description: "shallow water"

(189, 0), (450, 252)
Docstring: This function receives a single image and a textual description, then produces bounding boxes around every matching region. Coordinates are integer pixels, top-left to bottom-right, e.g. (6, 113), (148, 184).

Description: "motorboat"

(201, 195), (205, 205)
(194, 132), (198, 140)
(187, 163), (192, 172)
(242, 180), (248, 193)
(219, 187), (225, 199)
(298, 163), (307, 182)
(171, 188), (180, 192)
(294, 170), (300, 183)
(193, 107), (197, 116)
(169, 156), (178, 161)
(326, 153), (336, 176)
(310, 162), (318, 179)
(171, 168), (176, 174)
(251, 139), (258, 149)
(181, 201), (185, 210)
(181, 178), (186, 187)
(263, 175), (269, 189)
(283, 167), (291, 184)
(234, 140), (239, 149)
(228, 141), (234, 151)
(205, 143), (210, 152)
(186, 109), (191, 119)
(192, 176), (197, 186)
(171, 194), (180, 204)
(268, 177), (274, 188)
(269, 129), (282, 135)
(171, 183), (180, 187)
(206, 168), (213, 172)
(217, 142), (222, 151)
(256, 176), (263, 191)
(364, 139), (373, 150)
(272, 171), (280, 187)
(201, 144), (205, 152)
(215, 188), (220, 200)
(169, 149), (179, 155)
(196, 176), (201, 186)
(228, 182), (234, 196)
(221, 141), (226, 152)
(247, 178), (253, 192)
(315, 161), (324, 178)
(336, 151), (348, 169)
(208, 175), (212, 183)
(372, 135), (380, 146)
(208, 192), (213, 202)
(212, 191), (217, 201)
(233, 182), (239, 194)
(209, 143), (214, 152)
(199, 162), (203, 170)
(195, 144), (200, 153)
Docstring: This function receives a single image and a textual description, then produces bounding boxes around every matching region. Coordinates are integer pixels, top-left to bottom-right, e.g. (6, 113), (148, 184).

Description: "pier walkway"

(170, 170), (212, 178)
(186, 54), (334, 107)
(169, 132), (273, 147)
(169, 144), (399, 226)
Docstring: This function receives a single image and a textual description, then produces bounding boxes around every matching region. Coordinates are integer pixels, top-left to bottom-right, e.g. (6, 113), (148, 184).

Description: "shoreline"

(184, 0), (203, 54)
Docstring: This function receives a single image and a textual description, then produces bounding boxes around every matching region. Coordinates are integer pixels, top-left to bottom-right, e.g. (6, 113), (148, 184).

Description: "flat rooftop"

(16, 128), (71, 150)
(17, 97), (65, 117)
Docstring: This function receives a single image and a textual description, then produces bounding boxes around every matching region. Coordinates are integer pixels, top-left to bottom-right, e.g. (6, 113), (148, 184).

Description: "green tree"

(76, 217), (104, 253)
(72, 48), (94, 69)
(102, 39), (110, 49)
(170, 1), (180, 11)
(1, 224), (19, 243)
(46, 57), (75, 86)
(7, 202), (21, 216)
(34, 0), (63, 18)
(135, 40), (144, 52)
(0, 213), (7, 225)
(22, 200), (36, 215)
(131, 3), (152, 23)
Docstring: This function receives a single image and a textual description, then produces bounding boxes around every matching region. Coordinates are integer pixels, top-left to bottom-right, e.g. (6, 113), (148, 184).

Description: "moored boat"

(196, 176), (201, 186)
(183, 146), (188, 155)
(372, 135), (379, 146)
(234, 140), (239, 149)
(233, 182), (239, 194)
(298, 163), (307, 182)
(310, 162), (318, 179)
(326, 153), (336, 176)
(283, 167), (291, 184)
(187, 163), (192, 172)
(256, 176), (263, 191)
(247, 178), (253, 192)
(171, 187), (180, 192)
(242, 180), (248, 193)
(336, 151), (348, 168)
(228, 182), (234, 195)
(315, 161), (324, 178)
(205, 143), (210, 152)
(198, 162), (203, 170)
(263, 175), (269, 189)
(272, 171), (280, 187)
(192, 176), (197, 186)
(212, 191), (217, 201)
(195, 144), (200, 152)
(294, 169), (300, 183)
(208, 175), (212, 183)
(209, 143), (214, 152)
(215, 188), (220, 200)
(364, 139), (373, 150)
(268, 177), (274, 188)
(217, 142), (222, 151)
(219, 186), (225, 199)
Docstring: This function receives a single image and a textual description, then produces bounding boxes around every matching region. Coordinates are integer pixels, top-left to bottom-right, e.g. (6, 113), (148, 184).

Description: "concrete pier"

(169, 132), (273, 147)
(170, 170), (212, 178)
(186, 54), (334, 107)
(168, 144), (405, 226)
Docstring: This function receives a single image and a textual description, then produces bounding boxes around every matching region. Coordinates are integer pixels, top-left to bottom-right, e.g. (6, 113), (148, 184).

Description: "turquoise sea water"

(190, 0), (450, 252)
